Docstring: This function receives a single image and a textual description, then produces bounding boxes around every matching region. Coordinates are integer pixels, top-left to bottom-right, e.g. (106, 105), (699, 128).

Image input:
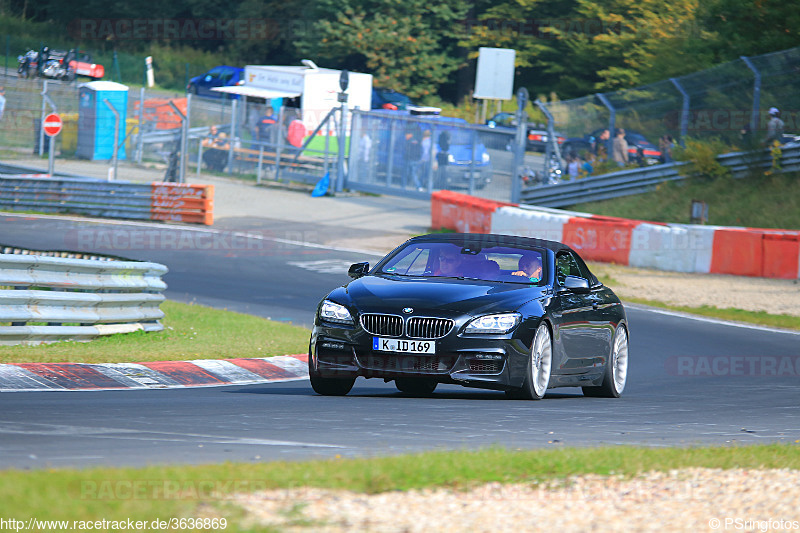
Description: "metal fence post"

(741, 55), (761, 133)
(136, 87), (145, 164)
(103, 98), (120, 181)
(183, 93), (192, 183)
(167, 100), (187, 183)
(669, 78), (690, 146)
(227, 98), (237, 175)
(510, 88), (528, 203)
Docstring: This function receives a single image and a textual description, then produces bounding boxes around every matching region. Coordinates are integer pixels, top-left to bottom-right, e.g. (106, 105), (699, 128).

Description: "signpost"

(43, 112), (62, 176)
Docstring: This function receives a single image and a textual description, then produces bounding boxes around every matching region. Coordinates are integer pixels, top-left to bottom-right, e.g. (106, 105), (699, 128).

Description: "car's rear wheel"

(395, 377), (437, 395)
(583, 325), (628, 398)
(308, 351), (355, 396)
(507, 323), (552, 400)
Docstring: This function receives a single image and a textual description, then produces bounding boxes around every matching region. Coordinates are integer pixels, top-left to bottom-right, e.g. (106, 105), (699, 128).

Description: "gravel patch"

(234, 468), (800, 532)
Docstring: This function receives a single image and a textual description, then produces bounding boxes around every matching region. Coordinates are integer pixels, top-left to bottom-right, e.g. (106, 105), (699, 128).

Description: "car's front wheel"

(395, 377), (437, 395)
(583, 325), (628, 398)
(308, 352), (355, 396)
(507, 323), (552, 400)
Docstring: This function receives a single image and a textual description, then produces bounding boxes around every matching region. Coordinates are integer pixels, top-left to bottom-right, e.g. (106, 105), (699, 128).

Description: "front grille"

(356, 354), (457, 374)
(468, 361), (502, 373)
(407, 317), (454, 339)
(360, 314), (403, 336)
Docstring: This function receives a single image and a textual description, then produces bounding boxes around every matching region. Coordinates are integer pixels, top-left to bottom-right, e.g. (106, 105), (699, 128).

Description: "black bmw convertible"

(309, 233), (629, 400)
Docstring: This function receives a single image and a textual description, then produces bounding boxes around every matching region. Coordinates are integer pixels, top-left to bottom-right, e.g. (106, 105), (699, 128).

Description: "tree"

(295, 0), (470, 99)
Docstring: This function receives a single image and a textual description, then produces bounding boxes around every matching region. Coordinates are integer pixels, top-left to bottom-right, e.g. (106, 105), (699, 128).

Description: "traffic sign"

(43, 113), (63, 137)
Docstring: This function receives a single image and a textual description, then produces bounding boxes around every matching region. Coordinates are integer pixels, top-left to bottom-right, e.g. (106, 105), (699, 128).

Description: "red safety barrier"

(562, 215), (638, 265)
(710, 229), (763, 277)
(431, 190), (514, 234)
(762, 233), (800, 279)
(134, 98), (188, 130)
(150, 183), (214, 225)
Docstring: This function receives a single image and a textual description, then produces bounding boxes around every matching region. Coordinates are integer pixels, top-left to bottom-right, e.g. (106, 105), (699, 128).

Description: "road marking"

(1, 213), (386, 256)
(287, 259), (356, 274)
(626, 303), (800, 336)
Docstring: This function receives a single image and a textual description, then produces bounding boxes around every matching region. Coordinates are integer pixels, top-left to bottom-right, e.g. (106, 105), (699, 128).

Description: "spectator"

(256, 106), (278, 146)
(418, 130), (432, 190)
(402, 126), (422, 189)
(202, 125), (229, 172)
(0, 87), (5, 121)
(594, 128), (610, 161)
(567, 154), (580, 180)
(659, 135), (674, 163)
(359, 130), (372, 164)
(581, 152), (594, 178)
(435, 130), (451, 186)
(285, 109), (306, 150)
(765, 107), (785, 146)
(613, 128), (629, 166)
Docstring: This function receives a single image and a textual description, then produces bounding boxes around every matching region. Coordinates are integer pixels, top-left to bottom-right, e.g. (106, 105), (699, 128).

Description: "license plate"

(373, 337), (435, 354)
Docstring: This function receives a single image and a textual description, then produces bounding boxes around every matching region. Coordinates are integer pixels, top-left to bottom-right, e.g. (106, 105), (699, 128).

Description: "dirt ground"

(329, 235), (800, 318)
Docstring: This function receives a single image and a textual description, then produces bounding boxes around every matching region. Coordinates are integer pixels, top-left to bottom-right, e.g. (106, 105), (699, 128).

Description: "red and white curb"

(0, 354), (309, 392)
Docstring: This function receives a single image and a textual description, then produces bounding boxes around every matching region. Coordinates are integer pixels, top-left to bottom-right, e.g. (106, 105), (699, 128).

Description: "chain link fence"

(543, 45), (800, 173)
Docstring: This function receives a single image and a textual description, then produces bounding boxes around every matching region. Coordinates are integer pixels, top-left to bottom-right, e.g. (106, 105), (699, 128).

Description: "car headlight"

(464, 313), (521, 334)
(320, 300), (354, 324)
(482, 151), (490, 163)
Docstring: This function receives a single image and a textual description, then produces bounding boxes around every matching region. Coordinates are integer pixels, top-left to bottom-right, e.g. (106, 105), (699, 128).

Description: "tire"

(583, 325), (629, 398)
(507, 323), (552, 400)
(395, 377), (437, 395)
(308, 351), (355, 396)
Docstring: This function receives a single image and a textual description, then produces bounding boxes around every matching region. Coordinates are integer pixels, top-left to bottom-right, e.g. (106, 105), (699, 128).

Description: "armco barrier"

(436, 191), (800, 279)
(431, 190), (513, 234)
(0, 251), (168, 345)
(0, 175), (214, 225)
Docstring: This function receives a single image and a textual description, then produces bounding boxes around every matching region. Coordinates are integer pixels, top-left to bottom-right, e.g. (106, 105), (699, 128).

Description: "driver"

(512, 253), (543, 282)
(435, 248), (464, 276)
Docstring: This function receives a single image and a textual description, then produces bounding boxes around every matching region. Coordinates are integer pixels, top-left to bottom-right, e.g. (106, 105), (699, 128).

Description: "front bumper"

(310, 320), (533, 391)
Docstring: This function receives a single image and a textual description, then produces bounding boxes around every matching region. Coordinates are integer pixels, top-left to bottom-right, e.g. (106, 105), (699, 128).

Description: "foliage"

(672, 137), (731, 180)
(294, 1), (470, 99)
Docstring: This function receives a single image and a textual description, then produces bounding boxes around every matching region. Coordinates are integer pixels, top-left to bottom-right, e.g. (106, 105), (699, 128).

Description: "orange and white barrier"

(150, 183), (214, 226)
(433, 191), (800, 280)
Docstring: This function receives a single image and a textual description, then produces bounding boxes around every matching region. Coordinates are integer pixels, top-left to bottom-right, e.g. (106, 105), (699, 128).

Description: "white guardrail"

(0, 250), (168, 345)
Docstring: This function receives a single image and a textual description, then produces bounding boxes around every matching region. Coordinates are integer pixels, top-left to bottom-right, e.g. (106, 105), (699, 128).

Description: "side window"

(555, 252), (586, 285)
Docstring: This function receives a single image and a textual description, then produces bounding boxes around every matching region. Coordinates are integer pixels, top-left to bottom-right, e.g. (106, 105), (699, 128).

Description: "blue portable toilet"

(77, 81), (129, 160)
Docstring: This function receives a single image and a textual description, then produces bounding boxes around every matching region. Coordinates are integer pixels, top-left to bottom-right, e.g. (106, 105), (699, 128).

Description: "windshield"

(379, 242), (546, 284)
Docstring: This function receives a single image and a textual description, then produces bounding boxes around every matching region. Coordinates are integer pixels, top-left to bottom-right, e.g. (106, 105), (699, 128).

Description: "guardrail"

(522, 143), (800, 208)
(0, 250), (168, 345)
(0, 175), (214, 225)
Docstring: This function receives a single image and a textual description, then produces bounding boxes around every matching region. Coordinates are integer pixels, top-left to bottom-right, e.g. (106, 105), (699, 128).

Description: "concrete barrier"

(430, 191), (800, 280)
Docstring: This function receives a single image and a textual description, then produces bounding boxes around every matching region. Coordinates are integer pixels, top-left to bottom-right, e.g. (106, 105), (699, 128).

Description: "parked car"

(372, 87), (414, 110)
(187, 66), (244, 98)
(309, 233), (630, 399)
(485, 112), (566, 152)
(370, 111), (492, 190)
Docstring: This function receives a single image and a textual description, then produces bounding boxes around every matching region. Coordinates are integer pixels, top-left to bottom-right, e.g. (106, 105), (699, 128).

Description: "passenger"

(512, 254), (543, 282)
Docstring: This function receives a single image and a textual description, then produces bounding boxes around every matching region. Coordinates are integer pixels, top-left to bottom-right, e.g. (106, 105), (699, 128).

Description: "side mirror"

(348, 262), (370, 279)
(563, 275), (590, 293)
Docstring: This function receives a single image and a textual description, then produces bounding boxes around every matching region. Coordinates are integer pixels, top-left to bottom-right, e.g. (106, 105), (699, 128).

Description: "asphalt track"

(1, 214), (799, 469)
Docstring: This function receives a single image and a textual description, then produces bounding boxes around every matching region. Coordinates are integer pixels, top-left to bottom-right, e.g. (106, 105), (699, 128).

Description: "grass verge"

(0, 300), (310, 364)
(1, 444), (797, 527)
(571, 172), (800, 229)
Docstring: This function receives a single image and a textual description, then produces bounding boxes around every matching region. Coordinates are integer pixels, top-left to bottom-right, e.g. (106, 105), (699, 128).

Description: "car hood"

(338, 275), (545, 316)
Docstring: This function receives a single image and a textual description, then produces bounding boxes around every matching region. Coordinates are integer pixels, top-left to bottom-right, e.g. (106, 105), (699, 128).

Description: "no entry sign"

(43, 113), (63, 137)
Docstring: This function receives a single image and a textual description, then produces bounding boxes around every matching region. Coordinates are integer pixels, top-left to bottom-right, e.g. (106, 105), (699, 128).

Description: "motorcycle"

(17, 48), (77, 81)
